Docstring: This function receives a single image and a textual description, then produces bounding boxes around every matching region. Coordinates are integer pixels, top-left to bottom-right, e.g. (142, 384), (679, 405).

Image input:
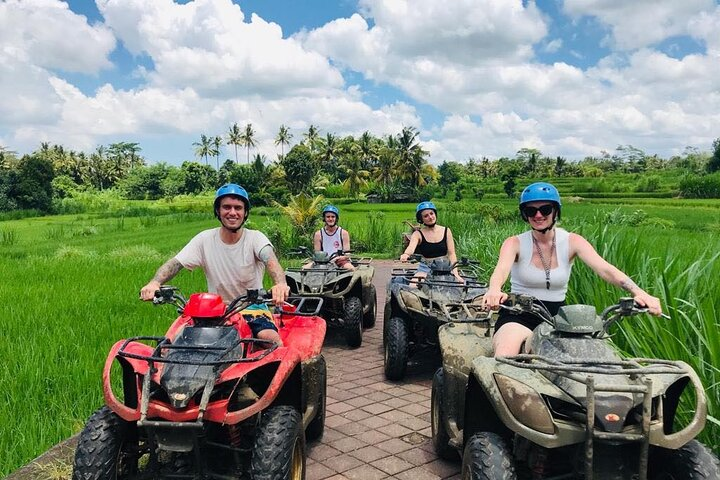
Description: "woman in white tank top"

(483, 182), (663, 357)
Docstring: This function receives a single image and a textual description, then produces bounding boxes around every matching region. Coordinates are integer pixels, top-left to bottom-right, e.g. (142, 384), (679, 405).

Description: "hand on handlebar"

(632, 292), (663, 316)
(140, 281), (161, 301)
(271, 283), (291, 306)
(482, 290), (508, 310)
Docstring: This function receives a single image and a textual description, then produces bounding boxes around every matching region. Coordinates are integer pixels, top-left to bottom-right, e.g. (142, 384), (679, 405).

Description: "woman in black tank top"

(400, 201), (464, 284)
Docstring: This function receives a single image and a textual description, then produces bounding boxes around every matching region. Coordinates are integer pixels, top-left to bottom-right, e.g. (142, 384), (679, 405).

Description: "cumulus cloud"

(562, 0), (716, 50)
(97, 0), (344, 97)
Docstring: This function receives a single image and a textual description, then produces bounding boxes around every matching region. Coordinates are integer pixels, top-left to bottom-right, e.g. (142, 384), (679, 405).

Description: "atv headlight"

(494, 374), (555, 434)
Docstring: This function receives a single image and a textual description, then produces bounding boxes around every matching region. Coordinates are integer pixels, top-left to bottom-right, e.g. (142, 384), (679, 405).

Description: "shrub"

(678, 173), (720, 199)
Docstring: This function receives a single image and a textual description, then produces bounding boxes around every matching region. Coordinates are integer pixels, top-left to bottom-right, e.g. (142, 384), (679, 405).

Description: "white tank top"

(320, 226), (344, 254)
(510, 228), (573, 302)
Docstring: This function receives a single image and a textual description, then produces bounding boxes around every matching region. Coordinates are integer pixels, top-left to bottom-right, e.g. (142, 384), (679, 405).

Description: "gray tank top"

(510, 228), (573, 302)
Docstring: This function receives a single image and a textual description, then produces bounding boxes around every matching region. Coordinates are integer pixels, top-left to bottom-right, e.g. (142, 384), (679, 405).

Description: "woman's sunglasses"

(523, 204), (554, 217)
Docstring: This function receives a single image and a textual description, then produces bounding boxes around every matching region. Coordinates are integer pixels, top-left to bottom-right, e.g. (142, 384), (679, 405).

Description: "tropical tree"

(274, 124), (292, 160)
(374, 134), (397, 186)
(227, 123), (242, 164)
(212, 135), (223, 170)
(357, 131), (378, 170)
(276, 193), (324, 238)
(193, 134), (212, 165)
(239, 123), (257, 164)
(341, 152), (369, 198)
(395, 126), (429, 188)
(303, 124), (320, 156)
(317, 133), (342, 182)
(281, 144), (317, 194)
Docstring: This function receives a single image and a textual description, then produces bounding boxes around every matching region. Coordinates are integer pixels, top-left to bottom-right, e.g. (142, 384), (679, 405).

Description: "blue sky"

(1, 0), (719, 165)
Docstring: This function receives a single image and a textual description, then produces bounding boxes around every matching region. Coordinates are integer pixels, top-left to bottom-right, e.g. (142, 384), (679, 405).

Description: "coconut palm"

(303, 124), (320, 156)
(342, 152), (370, 198)
(395, 126), (428, 188)
(227, 123), (242, 164)
(193, 134), (212, 165)
(239, 123), (257, 164)
(274, 124), (292, 160)
(212, 135), (222, 170)
(317, 133), (341, 182)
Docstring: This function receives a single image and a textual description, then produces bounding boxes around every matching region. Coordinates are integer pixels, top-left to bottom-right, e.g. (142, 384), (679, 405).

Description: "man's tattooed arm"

(260, 246), (286, 285)
(152, 258), (184, 284)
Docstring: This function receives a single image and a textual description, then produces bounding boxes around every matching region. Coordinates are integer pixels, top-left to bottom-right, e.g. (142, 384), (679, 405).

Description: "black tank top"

(416, 227), (448, 258)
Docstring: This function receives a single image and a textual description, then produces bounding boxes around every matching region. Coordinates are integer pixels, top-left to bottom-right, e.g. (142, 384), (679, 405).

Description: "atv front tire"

(461, 432), (516, 480)
(251, 405), (306, 480)
(384, 316), (409, 381)
(344, 296), (363, 348)
(649, 440), (720, 479)
(305, 355), (327, 441)
(363, 285), (377, 328)
(72, 406), (141, 480)
(431, 368), (457, 460)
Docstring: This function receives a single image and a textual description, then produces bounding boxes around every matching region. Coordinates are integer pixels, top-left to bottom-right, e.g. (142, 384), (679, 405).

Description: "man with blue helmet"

(483, 182), (662, 356)
(400, 201), (464, 283)
(140, 183), (289, 345)
(312, 204), (354, 270)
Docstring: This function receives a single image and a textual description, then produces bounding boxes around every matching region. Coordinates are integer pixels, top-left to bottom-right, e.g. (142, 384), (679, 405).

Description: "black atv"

(383, 256), (487, 381)
(285, 246), (376, 348)
(431, 294), (720, 479)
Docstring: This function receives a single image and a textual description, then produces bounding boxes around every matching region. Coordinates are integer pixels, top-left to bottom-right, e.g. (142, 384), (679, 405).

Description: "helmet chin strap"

(424, 221), (437, 228)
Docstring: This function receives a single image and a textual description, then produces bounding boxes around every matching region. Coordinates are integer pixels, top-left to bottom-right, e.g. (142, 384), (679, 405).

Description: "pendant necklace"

(532, 232), (556, 289)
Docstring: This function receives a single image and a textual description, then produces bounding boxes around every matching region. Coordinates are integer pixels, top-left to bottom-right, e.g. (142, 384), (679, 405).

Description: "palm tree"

(303, 124), (320, 156)
(227, 123), (242, 164)
(239, 123), (257, 164)
(357, 131), (377, 170)
(395, 126), (428, 188)
(276, 193), (325, 237)
(317, 133), (340, 181)
(341, 152), (370, 198)
(274, 124), (292, 160)
(212, 135), (222, 170)
(193, 134), (212, 165)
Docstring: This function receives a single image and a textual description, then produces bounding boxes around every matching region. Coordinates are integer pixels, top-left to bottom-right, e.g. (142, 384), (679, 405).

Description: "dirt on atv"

(383, 257), (487, 382)
(432, 294), (720, 480)
(71, 287), (327, 480)
(285, 247), (376, 348)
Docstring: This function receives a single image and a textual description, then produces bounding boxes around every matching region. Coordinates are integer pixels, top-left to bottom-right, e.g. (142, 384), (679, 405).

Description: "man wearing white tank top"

(483, 182), (662, 357)
(313, 205), (355, 270)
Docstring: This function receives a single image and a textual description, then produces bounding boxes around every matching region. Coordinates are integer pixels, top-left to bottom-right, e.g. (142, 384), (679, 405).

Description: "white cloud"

(0, 0), (115, 73)
(97, 0), (344, 97)
(562, 0), (716, 50)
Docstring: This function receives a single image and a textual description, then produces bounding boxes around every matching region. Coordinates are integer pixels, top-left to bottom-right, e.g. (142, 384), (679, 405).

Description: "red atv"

(72, 287), (326, 480)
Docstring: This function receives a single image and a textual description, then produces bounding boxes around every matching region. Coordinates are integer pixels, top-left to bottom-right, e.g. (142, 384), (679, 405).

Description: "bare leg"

(492, 322), (532, 357)
(257, 328), (283, 347)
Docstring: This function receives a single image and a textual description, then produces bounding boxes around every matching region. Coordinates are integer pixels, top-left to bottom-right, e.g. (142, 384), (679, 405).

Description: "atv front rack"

(117, 336), (277, 366)
(441, 302), (493, 323)
(497, 354), (704, 480)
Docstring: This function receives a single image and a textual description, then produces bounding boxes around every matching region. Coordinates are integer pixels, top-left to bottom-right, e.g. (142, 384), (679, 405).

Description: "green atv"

(285, 246), (376, 348)
(431, 294), (719, 479)
(383, 256), (487, 381)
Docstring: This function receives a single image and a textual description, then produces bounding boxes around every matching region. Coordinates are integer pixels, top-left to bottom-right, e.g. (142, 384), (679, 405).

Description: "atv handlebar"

(500, 294), (669, 334)
(152, 287), (324, 319)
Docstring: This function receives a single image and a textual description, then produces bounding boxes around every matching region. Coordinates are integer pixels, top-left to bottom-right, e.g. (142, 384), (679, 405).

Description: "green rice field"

(1, 197), (719, 475)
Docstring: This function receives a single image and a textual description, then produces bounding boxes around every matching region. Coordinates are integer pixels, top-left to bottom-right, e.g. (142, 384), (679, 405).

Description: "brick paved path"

(7, 260), (461, 480)
(307, 260), (460, 480)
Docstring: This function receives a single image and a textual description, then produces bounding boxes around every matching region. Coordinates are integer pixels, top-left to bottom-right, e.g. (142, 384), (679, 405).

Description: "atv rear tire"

(72, 406), (141, 480)
(305, 355), (327, 442)
(461, 432), (516, 480)
(384, 316), (409, 381)
(344, 296), (363, 348)
(649, 440), (720, 479)
(431, 368), (457, 460)
(363, 285), (377, 328)
(251, 405), (306, 480)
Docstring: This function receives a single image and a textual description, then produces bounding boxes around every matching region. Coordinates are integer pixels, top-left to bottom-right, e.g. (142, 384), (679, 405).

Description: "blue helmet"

(415, 201), (437, 223)
(322, 205), (339, 219)
(519, 182), (561, 220)
(214, 183), (250, 220)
